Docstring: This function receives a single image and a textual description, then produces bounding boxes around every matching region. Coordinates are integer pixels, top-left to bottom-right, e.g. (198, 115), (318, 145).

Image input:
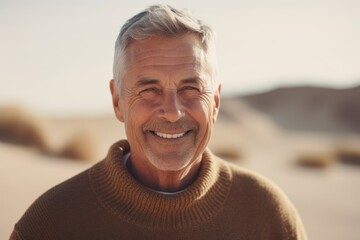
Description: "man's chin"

(146, 151), (196, 172)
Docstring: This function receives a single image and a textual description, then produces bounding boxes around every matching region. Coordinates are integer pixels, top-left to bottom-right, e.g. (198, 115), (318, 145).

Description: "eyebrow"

(135, 78), (201, 87)
(135, 79), (159, 87)
(180, 78), (201, 84)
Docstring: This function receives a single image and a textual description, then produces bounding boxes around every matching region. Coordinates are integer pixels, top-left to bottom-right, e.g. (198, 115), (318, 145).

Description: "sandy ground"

(1, 116), (360, 239)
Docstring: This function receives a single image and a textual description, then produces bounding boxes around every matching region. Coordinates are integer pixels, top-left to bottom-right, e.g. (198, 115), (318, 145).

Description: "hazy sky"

(1, 0), (359, 115)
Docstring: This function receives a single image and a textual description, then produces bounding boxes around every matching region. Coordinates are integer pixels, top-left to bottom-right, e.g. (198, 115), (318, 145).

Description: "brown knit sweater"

(11, 140), (307, 240)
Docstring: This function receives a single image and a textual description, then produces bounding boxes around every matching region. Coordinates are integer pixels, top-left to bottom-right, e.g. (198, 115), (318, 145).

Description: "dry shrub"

(58, 130), (98, 161)
(0, 105), (50, 150)
(0, 104), (99, 162)
(336, 148), (360, 166)
(296, 153), (336, 169)
(213, 147), (242, 161)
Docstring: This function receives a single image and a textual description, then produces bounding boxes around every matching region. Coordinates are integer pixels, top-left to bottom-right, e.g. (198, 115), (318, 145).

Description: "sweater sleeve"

(9, 170), (94, 240)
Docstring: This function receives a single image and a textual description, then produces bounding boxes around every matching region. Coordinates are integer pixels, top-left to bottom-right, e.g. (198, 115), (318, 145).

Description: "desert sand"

(1, 89), (360, 239)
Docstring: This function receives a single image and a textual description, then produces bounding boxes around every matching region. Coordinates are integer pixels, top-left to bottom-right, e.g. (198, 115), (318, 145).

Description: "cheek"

(200, 95), (215, 120)
(124, 98), (159, 132)
(183, 96), (214, 126)
(185, 97), (215, 157)
(123, 93), (149, 119)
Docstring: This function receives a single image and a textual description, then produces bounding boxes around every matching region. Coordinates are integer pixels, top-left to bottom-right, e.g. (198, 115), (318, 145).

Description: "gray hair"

(113, 4), (217, 89)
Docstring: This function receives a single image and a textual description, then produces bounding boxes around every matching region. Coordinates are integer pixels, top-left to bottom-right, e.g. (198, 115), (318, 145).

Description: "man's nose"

(158, 90), (185, 122)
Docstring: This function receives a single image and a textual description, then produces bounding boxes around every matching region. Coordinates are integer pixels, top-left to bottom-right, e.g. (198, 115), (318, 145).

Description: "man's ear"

(213, 84), (221, 122)
(110, 79), (124, 122)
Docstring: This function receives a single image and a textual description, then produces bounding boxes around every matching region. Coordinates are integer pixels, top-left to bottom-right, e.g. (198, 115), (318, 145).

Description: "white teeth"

(154, 131), (185, 139)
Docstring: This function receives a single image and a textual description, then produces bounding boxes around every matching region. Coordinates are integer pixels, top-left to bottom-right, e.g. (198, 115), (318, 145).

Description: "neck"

(128, 156), (202, 192)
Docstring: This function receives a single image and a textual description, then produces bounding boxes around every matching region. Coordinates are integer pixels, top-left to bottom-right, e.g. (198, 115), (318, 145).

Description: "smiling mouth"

(150, 131), (191, 139)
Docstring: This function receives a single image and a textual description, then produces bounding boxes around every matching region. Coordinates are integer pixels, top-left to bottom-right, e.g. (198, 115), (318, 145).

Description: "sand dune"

(241, 85), (360, 133)
(0, 105), (51, 150)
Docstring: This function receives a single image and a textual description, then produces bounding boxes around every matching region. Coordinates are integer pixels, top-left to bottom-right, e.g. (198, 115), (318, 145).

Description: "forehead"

(128, 34), (204, 57)
(123, 34), (209, 80)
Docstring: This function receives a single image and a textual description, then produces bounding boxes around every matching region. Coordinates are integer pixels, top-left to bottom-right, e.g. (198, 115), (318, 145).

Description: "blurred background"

(1, 0), (360, 239)
(1, 0), (359, 116)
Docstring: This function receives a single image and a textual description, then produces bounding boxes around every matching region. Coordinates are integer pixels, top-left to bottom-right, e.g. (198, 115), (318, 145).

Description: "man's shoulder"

(36, 167), (92, 204)
(22, 167), (92, 215)
(224, 160), (289, 200)
(218, 159), (307, 239)
(215, 157), (298, 215)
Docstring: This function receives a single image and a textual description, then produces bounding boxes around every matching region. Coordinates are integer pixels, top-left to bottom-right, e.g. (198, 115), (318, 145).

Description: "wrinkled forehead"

(127, 34), (206, 64)
(118, 34), (217, 89)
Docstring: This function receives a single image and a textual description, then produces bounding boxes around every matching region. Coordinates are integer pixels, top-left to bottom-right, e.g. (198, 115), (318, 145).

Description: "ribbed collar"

(89, 140), (232, 230)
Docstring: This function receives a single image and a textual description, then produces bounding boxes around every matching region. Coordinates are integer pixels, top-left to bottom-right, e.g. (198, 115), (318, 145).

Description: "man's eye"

(142, 88), (156, 92)
(140, 87), (161, 93)
(181, 86), (200, 92)
(139, 88), (161, 99)
(179, 86), (201, 97)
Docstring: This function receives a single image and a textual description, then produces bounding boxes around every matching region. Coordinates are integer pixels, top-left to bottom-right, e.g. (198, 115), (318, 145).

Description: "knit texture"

(11, 140), (307, 240)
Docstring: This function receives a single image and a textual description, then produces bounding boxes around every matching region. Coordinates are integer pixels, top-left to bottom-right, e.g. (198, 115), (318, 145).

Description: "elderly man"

(11, 4), (307, 240)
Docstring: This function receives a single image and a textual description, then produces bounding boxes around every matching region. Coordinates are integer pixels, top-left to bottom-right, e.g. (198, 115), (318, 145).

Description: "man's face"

(111, 34), (220, 172)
